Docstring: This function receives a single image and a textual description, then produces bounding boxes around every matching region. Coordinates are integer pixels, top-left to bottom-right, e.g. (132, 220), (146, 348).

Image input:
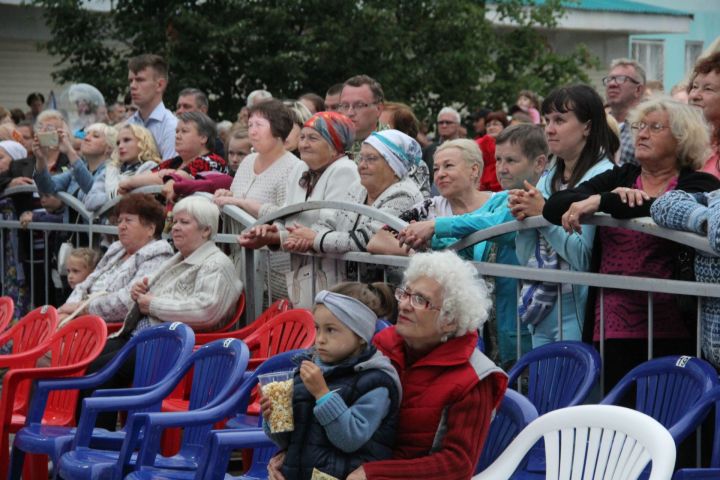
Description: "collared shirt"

(617, 122), (638, 167)
(128, 101), (178, 160)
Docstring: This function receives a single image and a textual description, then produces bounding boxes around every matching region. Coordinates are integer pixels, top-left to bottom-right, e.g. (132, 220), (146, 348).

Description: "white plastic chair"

(473, 405), (676, 480)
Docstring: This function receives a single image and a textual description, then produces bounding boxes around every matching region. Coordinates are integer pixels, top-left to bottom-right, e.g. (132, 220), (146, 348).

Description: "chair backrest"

(507, 341), (600, 415)
(193, 298), (291, 347)
(126, 322), (195, 415)
(0, 296), (13, 332)
(472, 405), (677, 480)
(180, 339), (250, 456)
(0, 305), (57, 362)
(601, 355), (719, 438)
(243, 309), (315, 368)
(475, 389), (539, 474)
(35, 316), (108, 422)
(213, 291), (246, 333)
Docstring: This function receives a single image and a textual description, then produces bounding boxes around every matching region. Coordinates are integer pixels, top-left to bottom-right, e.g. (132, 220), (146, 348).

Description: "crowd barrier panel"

(2, 187), (720, 394)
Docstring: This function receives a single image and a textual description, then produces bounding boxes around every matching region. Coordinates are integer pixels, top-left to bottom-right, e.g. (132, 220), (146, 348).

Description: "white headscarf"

(363, 129), (422, 179)
(0, 140), (27, 160)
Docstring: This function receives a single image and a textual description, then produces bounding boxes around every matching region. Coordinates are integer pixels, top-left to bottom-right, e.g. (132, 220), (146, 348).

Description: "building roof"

(533, 0), (691, 17)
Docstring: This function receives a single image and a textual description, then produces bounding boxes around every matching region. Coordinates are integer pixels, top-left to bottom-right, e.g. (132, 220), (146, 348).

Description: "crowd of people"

(0, 44), (719, 478)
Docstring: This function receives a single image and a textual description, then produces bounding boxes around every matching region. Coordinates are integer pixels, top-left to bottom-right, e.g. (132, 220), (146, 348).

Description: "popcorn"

(259, 372), (295, 433)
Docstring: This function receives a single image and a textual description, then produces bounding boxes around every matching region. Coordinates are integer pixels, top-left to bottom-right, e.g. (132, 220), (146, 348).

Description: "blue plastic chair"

(56, 338), (250, 480)
(507, 341), (601, 415)
(475, 389), (538, 474)
(600, 355), (720, 480)
(124, 350), (301, 480)
(671, 386), (720, 479)
(506, 341), (600, 479)
(9, 322), (195, 480)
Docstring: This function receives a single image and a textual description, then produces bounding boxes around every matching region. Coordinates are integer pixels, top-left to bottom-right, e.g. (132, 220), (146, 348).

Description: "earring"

(440, 334), (449, 343)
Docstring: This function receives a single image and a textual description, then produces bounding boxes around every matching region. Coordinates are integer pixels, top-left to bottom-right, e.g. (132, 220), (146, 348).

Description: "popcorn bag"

(259, 371), (295, 433)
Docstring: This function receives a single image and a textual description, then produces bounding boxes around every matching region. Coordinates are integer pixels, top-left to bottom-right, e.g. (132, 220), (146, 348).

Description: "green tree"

(31, 0), (596, 122)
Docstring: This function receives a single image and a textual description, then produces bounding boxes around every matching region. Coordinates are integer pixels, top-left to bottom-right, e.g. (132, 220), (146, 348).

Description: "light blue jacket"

(33, 159), (106, 211)
(515, 158), (615, 328)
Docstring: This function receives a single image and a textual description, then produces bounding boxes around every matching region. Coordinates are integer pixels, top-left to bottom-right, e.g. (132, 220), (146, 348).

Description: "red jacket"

(366, 327), (507, 480)
(475, 135), (502, 192)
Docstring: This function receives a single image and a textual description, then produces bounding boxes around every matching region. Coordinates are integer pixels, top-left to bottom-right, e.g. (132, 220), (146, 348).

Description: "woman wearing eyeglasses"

(282, 129), (422, 282)
(342, 251), (507, 480)
(543, 97), (720, 389)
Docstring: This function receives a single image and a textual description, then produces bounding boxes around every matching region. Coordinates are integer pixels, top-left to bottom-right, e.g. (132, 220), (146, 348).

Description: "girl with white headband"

(261, 282), (401, 480)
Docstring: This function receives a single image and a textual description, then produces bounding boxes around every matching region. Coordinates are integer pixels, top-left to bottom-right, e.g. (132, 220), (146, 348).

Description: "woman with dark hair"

(119, 111), (227, 203)
(214, 99), (299, 217)
(57, 193), (173, 323)
(508, 84), (617, 347)
(544, 97), (720, 389)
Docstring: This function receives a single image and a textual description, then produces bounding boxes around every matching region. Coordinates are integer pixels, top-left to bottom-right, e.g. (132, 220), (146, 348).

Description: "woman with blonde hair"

(33, 121), (116, 212)
(83, 123), (160, 211)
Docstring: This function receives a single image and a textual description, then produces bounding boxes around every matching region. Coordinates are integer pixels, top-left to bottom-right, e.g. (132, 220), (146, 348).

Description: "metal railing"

(3, 187), (720, 375)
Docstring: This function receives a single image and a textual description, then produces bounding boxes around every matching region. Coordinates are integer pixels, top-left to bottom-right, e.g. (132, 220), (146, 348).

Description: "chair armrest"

(673, 469), (720, 480)
(196, 429), (276, 480)
(668, 387), (720, 443)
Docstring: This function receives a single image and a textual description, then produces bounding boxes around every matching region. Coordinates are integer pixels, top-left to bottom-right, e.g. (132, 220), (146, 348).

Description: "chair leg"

(26, 453), (49, 480)
(7, 446), (24, 480)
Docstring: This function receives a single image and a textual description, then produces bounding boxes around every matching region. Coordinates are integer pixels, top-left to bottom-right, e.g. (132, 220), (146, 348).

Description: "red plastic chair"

(212, 291), (246, 334)
(160, 309), (314, 455)
(0, 305), (58, 371)
(0, 296), (14, 333)
(193, 297), (289, 347)
(0, 314), (107, 480)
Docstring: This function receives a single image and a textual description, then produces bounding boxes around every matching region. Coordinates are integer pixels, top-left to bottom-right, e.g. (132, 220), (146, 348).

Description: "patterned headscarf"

(0, 140), (27, 160)
(303, 111), (355, 154)
(363, 129), (421, 179)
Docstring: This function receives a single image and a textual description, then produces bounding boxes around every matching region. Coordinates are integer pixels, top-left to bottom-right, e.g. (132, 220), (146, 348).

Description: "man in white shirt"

(127, 54), (178, 160)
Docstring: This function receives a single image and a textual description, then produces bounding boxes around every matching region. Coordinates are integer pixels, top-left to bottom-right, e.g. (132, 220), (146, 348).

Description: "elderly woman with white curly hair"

(345, 250), (508, 480)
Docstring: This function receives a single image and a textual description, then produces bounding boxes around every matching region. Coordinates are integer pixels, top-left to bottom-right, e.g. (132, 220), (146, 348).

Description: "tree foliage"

(31, 0), (597, 122)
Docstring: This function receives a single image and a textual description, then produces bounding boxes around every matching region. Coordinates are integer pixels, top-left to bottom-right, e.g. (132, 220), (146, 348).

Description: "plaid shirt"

(617, 122), (638, 166)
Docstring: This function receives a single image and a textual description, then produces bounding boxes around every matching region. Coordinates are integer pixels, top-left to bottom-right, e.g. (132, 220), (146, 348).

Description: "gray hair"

(247, 89), (273, 108)
(173, 196), (219, 239)
(35, 109), (66, 129)
(403, 251), (491, 337)
(437, 107), (461, 124)
(628, 96), (710, 170)
(610, 58), (647, 85)
(178, 88), (209, 110)
(177, 111), (217, 152)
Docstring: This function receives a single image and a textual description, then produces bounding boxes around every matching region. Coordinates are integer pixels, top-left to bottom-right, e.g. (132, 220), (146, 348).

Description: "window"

(685, 41), (704, 74)
(632, 39), (664, 84)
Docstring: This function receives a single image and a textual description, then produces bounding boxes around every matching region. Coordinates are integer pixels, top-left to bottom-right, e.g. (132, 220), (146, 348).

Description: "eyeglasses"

(602, 75), (640, 86)
(630, 121), (668, 134)
(358, 154), (382, 164)
(337, 102), (377, 113)
(437, 120), (457, 126)
(395, 287), (440, 311)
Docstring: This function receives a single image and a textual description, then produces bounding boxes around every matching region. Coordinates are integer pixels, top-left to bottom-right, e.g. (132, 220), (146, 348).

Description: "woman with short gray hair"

(78, 195), (242, 430)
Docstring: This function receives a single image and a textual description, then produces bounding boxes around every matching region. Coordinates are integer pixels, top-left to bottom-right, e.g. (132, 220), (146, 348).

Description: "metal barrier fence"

(3, 185), (720, 390)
